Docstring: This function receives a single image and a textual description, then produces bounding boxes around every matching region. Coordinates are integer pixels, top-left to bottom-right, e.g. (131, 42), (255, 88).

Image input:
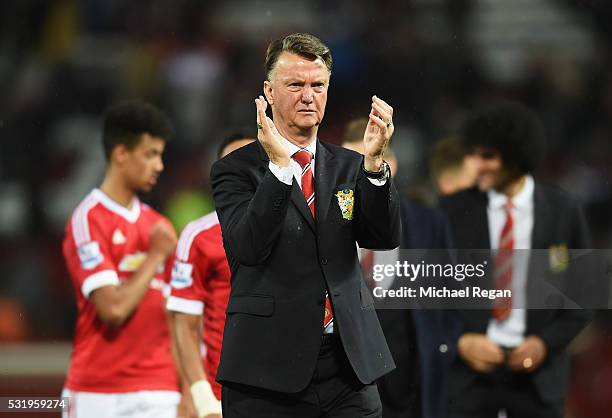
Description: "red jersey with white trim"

(166, 211), (230, 400)
(62, 188), (178, 393)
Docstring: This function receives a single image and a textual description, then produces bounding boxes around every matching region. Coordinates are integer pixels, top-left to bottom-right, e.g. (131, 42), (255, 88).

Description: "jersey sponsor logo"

(118, 252), (165, 273)
(171, 261), (194, 289)
(112, 228), (127, 245)
(118, 252), (146, 272)
(78, 241), (103, 270)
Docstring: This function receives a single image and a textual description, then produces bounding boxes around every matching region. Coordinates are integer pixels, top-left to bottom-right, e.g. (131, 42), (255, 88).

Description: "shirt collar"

(284, 137), (317, 159)
(92, 188), (141, 223)
(488, 174), (534, 210)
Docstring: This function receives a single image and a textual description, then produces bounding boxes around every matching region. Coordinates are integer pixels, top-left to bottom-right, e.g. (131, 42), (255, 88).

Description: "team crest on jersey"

(171, 261), (194, 289)
(335, 188), (354, 221)
(78, 241), (103, 270)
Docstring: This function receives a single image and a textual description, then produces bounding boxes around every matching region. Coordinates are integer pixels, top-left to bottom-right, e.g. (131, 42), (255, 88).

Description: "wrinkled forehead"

(271, 51), (330, 82)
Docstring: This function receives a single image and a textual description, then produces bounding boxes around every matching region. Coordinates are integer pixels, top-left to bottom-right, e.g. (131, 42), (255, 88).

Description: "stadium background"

(1, 0), (611, 416)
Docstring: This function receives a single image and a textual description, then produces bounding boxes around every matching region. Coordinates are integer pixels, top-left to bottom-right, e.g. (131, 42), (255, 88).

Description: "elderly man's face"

(265, 52), (330, 136)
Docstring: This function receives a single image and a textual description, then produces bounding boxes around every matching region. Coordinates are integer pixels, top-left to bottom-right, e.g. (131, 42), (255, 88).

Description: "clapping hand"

(255, 95), (290, 167)
(363, 95), (394, 172)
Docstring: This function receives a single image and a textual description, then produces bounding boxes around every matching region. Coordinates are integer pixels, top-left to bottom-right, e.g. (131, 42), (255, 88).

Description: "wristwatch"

(362, 160), (391, 180)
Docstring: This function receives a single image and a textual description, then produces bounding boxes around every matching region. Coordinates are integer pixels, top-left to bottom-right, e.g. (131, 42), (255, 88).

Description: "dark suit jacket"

(439, 182), (591, 404)
(377, 199), (460, 418)
(210, 140), (401, 393)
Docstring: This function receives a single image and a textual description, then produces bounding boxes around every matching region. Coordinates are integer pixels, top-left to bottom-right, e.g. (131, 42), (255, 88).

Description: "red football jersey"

(166, 211), (231, 400)
(62, 188), (179, 393)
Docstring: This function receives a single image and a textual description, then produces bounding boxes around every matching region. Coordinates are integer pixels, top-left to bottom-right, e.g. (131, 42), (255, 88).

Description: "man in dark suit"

(211, 33), (401, 417)
(439, 103), (591, 418)
(343, 118), (459, 418)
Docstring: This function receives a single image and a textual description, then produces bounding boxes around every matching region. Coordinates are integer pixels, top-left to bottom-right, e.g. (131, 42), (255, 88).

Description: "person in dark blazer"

(439, 103), (591, 418)
(210, 33), (401, 418)
(343, 118), (460, 418)
(380, 200), (461, 418)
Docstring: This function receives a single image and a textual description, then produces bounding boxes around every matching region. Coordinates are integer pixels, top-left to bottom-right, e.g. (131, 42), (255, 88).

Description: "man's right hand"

(458, 333), (505, 373)
(149, 220), (177, 259)
(255, 95), (290, 167)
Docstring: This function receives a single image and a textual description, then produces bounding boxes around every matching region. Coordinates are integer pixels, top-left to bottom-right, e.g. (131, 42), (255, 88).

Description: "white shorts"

(61, 388), (181, 418)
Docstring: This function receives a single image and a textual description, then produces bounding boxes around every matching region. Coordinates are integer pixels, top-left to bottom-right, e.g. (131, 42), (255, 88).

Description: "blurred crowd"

(1, 0), (612, 414)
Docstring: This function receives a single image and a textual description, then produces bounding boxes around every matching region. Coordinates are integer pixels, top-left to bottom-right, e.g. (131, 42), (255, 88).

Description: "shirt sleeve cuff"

(268, 162), (293, 185)
(166, 295), (204, 315)
(367, 177), (388, 186)
(81, 270), (120, 298)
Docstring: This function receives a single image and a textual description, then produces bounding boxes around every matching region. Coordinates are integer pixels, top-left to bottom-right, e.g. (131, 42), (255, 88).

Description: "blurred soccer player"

(167, 132), (253, 418)
(62, 101), (181, 418)
(430, 135), (478, 196)
(343, 118), (457, 418)
(440, 103), (591, 418)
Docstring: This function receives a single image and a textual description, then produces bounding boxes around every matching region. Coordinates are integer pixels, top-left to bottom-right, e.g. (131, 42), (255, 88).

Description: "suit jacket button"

(439, 344), (448, 353)
(321, 258), (328, 265)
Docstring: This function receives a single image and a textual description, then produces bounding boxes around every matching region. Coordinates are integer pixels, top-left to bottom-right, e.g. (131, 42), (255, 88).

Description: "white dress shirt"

(268, 139), (318, 187)
(486, 175), (534, 347)
(268, 138), (387, 187)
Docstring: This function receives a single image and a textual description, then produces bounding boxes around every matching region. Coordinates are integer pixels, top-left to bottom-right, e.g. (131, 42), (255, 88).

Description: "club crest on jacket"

(549, 243), (569, 273)
(335, 189), (354, 221)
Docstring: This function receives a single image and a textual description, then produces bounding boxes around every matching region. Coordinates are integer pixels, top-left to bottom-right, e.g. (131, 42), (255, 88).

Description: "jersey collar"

(92, 188), (141, 223)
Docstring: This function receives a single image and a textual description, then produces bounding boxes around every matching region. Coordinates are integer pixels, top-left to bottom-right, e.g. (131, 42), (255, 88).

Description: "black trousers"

(449, 367), (563, 418)
(221, 334), (382, 418)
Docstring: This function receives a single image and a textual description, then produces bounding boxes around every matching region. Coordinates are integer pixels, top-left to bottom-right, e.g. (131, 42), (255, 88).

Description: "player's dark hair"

(102, 100), (173, 161)
(217, 130), (255, 159)
(460, 102), (545, 175)
(265, 33), (332, 81)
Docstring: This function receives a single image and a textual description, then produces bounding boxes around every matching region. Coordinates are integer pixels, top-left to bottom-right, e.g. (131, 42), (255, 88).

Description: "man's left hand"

(507, 335), (547, 373)
(363, 95), (394, 172)
(176, 393), (198, 418)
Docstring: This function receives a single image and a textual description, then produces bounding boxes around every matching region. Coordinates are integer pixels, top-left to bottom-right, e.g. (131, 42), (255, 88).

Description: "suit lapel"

(530, 182), (550, 249)
(527, 181), (550, 327)
(472, 191), (491, 249)
(257, 141), (315, 232)
(291, 182), (315, 231)
(474, 193), (493, 293)
(461, 194), (493, 329)
(314, 140), (335, 227)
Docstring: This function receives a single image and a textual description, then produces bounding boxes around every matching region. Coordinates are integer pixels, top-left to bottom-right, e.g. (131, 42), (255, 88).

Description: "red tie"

(292, 150), (333, 330)
(493, 200), (514, 321)
(292, 150), (315, 218)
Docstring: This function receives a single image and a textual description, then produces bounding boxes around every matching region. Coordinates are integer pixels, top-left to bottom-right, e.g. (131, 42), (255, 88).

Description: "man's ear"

(263, 80), (274, 105)
(111, 144), (129, 166)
